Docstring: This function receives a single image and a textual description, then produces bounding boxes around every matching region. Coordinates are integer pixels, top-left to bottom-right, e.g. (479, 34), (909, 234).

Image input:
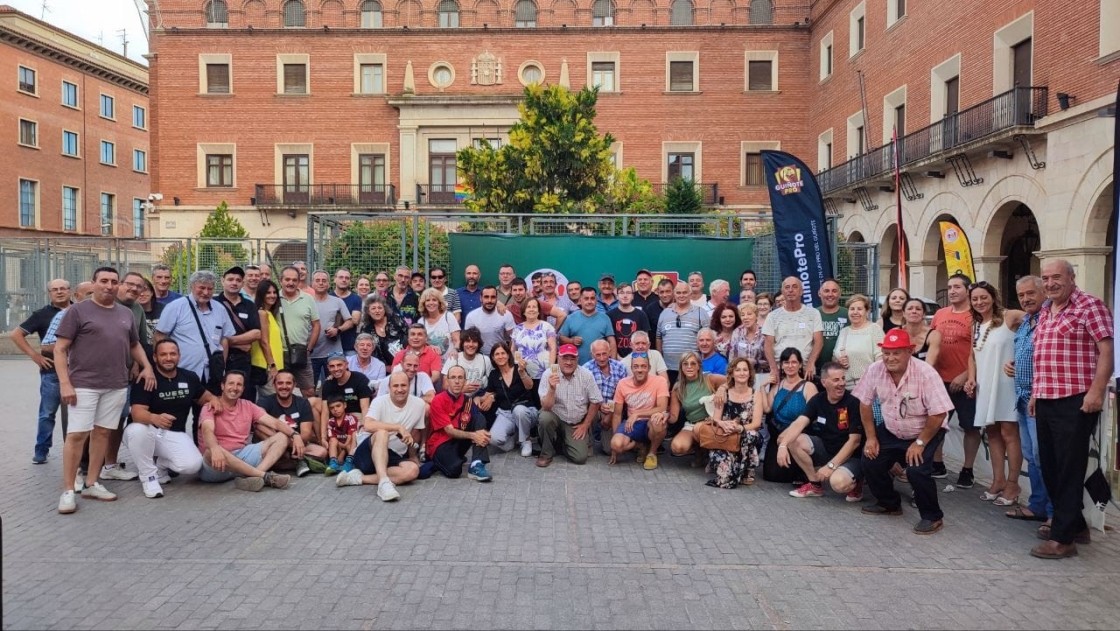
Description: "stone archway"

(982, 201), (1040, 308)
(878, 223), (909, 296)
(922, 213), (965, 304)
(848, 231), (865, 242)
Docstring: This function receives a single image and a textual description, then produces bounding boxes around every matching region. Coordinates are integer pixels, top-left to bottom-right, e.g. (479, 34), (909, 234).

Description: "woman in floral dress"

(708, 357), (763, 488)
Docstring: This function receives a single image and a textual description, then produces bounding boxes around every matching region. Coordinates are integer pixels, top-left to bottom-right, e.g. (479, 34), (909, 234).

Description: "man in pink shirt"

(853, 329), (954, 535)
(197, 371), (298, 491)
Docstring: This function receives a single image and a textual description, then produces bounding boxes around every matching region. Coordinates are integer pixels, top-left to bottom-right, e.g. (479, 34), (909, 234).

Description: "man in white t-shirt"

(621, 331), (668, 377)
(762, 276), (825, 382)
(464, 286), (515, 353)
(336, 371), (426, 501)
(377, 352), (436, 403)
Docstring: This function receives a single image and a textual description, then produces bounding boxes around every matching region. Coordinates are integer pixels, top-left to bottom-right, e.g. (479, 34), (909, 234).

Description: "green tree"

(323, 220), (451, 278)
(196, 201), (249, 271)
(457, 84), (617, 214)
(661, 177), (704, 234)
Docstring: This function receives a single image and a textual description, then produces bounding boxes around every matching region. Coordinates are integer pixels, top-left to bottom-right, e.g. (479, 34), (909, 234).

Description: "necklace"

(973, 321), (993, 351)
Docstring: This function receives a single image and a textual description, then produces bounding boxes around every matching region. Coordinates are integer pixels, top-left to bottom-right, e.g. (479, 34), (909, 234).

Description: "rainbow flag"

(454, 184), (471, 202)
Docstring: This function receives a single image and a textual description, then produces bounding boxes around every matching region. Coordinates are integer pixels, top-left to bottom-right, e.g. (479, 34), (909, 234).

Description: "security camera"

(148, 193), (163, 201)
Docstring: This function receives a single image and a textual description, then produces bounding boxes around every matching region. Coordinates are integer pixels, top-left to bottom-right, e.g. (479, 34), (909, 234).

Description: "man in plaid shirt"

(1029, 260), (1113, 560)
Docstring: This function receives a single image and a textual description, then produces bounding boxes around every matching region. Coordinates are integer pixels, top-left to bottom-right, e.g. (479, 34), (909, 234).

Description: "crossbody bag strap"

(217, 298), (247, 335)
(772, 379), (806, 419)
(278, 304), (292, 350)
(187, 298), (214, 357)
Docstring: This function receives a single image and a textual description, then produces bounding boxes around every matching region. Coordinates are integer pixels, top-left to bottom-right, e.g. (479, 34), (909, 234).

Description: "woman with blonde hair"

(418, 287), (460, 356)
(668, 351), (726, 460)
(834, 294), (885, 388)
(730, 301), (768, 389)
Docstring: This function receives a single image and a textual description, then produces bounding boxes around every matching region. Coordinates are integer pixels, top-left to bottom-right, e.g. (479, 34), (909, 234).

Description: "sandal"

(993, 495), (1019, 507)
(1005, 506), (1047, 522)
(980, 490), (1003, 502)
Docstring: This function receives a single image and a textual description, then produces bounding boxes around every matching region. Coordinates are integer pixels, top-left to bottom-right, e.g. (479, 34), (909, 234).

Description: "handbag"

(1083, 419), (1111, 532)
(694, 419), (740, 451)
(761, 380), (808, 483)
(187, 298), (225, 389)
(279, 305), (309, 368)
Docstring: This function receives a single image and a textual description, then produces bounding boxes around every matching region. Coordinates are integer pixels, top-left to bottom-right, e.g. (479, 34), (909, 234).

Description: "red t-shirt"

(930, 307), (972, 382)
(392, 345), (443, 376)
(426, 390), (473, 455)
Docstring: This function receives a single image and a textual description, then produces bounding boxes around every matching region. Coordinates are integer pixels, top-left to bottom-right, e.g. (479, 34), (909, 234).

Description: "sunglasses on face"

(430, 274), (445, 280)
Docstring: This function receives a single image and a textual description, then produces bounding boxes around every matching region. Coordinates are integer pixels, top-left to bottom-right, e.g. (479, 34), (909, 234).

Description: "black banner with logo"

(762, 150), (833, 307)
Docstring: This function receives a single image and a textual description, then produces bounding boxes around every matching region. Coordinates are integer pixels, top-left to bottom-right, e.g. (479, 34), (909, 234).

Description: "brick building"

(146, 0), (811, 240)
(146, 0), (1117, 299)
(0, 6), (150, 238)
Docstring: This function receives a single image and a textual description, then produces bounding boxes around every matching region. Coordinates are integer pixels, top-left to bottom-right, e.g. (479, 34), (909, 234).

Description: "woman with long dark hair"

(357, 294), (407, 366)
(252, 279), (284, 394)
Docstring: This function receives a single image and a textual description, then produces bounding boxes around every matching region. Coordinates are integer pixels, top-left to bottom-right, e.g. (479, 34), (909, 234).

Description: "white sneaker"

(156, 466), (171, 485)
(101, 464), (138, 481)
(80, 482), (117, 501)
(73, 475), (85, 493)
(336, 469), (363, 487)
(58, 491), (77, 514)
(520, 441), (533, 457)
(377, 480), (400, 502)
(142, 476), (164, 499)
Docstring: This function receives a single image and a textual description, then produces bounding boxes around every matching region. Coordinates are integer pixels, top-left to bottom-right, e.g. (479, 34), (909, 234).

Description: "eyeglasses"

(970, 281), (992, 290)
(430, 274), (445, 280)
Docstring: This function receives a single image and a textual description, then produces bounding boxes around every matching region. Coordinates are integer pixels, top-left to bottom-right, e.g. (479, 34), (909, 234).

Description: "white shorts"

(67, 387), (129, 433)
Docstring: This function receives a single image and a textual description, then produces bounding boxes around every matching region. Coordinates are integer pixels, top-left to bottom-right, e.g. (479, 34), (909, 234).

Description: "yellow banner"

(939, 220), (975, 282)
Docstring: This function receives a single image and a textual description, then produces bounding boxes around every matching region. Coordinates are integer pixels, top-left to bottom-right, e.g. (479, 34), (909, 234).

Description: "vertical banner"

(893, 128), (908, 291)
(1111, 81), (1120, 381)
(762, 150), (834, 307)
(939, 220), (976, 282)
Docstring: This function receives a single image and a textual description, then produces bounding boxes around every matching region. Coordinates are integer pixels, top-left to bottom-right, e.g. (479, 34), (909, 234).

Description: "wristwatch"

(827, 462), (836, 470)
(915, 438), (925, 447)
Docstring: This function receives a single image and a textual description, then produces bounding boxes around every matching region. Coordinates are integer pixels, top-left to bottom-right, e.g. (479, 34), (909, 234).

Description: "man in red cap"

(536, 344), (602, 467)
(852, 328), (954, 535)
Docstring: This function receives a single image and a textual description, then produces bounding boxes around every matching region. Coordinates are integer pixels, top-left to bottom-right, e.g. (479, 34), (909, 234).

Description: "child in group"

(324, 396), (359, 476)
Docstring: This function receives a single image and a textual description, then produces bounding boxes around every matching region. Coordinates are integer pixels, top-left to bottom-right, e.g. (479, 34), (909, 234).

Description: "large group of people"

(12, 257), (1112, 560)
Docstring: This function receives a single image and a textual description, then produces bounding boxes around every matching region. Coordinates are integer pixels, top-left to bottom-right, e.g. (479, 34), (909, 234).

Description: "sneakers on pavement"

(295, 459), (311, 478)
(263, 471), (290, 489)
(342, 456), (354, 473)
(324, 458), (340, 477)
(861, 504), (903, 516)
(234, 477), (265, 492)
(643, 454), (659, 471)
(32, 453), (47, 464)
(74, 471), (86, 493)
(336, 469), (363, 487)
(913, 519), (944, 535)
(142, 476), (164, 499)
(81, 482), (117, 501)
(100, 464), (138, 481)
(931, 461), (948, 479)
(845, 481), (864, 503)
(790, 482), (824, 498)
(58, 490), (77, 514)
(305, 457), (328, 474)
(377, 480), (401, 502)
(156, 466), (171, 485)
(956, 467), (975, 489)
(467, 461), (492, 482)
(520, 441), (533, 457)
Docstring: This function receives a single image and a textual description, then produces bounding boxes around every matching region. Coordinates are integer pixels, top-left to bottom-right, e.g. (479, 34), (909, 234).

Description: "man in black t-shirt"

(776, 362), (864, 500)
(607, 284), (650, 358)
(319, 353), (372, 443)
(214, 266), (262, 402)
(123, 339), (219, 498)
(12, 278), (72, 463)
(257, 369), (328, 476)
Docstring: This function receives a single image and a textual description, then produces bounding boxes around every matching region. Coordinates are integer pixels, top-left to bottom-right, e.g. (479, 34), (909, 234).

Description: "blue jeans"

(1017, 397), (1053, 518)
(35, 372), (65, 458)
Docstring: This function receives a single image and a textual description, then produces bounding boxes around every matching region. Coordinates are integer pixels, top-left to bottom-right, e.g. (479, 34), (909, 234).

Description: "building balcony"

(818, 86), (1049, 195)
(415, 184), (467, 207)
(253, 184), (396, 209)
(651, 182), (721, 205)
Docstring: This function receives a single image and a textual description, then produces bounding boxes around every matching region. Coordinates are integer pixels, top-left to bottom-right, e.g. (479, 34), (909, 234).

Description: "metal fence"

(2, 212), (878, 329)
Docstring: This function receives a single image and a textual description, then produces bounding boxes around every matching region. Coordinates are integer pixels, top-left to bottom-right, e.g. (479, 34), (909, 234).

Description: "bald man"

(12, 278), (72, 463)
(762, 276), (824, 383)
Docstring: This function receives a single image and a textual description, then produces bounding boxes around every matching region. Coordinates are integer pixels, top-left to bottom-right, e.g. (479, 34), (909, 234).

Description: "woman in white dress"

(964, 281), (1023, 506)
(834, 294), (884, 388)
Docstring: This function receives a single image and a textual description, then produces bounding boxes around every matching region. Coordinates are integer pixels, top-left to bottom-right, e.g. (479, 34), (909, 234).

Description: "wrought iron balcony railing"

(818, 86), (1048, 194)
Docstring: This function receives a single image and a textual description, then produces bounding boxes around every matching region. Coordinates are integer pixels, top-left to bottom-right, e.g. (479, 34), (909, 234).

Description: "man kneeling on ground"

(197, 371), (296, 491)
(336, 371), (424, 501)
(426, 365), (493, 481)
(776, 361), (864, 501)
(609, 353), (669, 469)
(536, 344), (602, 467)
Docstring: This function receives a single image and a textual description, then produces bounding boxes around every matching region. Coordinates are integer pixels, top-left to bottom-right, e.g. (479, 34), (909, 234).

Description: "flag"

(454, 183), (471, 202)
(762, 150), (834, 307)
(1111, 80), (1120, 380)
(893, 127), (908, 290)
(939, 220), (975, 282)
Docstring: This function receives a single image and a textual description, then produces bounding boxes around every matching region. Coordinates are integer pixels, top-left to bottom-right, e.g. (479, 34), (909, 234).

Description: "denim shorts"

(616, 419), (650, 443)
(199, 442), (264, 483)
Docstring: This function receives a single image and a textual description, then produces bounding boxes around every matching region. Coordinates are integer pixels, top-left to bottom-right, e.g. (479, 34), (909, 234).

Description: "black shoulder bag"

(279, 305), (309, 368)
(188, 299), (226, 390)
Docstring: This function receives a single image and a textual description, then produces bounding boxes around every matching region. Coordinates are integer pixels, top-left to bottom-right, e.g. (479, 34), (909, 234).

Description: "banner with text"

(762, 150), (833, 307)
(448, 234), (753, 292)
(938, 220), (976, 283)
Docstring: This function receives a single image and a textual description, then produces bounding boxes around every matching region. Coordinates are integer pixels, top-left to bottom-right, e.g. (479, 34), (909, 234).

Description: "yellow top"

(250, 310), (284, 370)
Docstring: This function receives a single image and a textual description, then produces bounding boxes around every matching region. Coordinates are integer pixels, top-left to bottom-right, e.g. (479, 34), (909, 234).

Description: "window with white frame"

(745, 51), (777, 91)
(61, 80), (78, 107)
(849, 1), (866, 57)
(361, 0), (383, 27)
(62, 186), (79, 231)
(205, 0), (229, 26)
(133, 198), (145, 237)
(588, 52), (620, 92)
(62, 130), (79, 157)
(819, 31), (834, 80)
(100, 93), (115, 119)
(887, 0), (905, 27)
(19, 179), (37, 227)
(19, 119), (37, 147)
(592, 0), (614, 26)
(17, 66), (36, 94)
(882, 85), (907, 144)
(100, 140), (115, 165)
(134, 149), (147, 172)
(817, 129), (833, 171)
(355, 54), (387, 94)
(276, 54), (310, 94)
(439, 0), (460, 27)
(1103, 2), (1120, 59)
(846, 111), (866, 157)
(133, 105), (146, 129)
(515, 0), (537, 27)
(283, 0), (306, 27)
(666, 52), (698, 92)
(100, 193), (114, 235)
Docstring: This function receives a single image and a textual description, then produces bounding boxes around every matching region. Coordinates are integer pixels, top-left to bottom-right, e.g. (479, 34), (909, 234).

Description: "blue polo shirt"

(457, 286), (482, 326)
(558, 310), (613, 365)
(701, 352), (728, 376)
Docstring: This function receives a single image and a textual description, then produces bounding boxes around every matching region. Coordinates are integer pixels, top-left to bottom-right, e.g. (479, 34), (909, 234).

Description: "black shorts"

(352, 436), (406, 475)
(944, 382), (977, 430)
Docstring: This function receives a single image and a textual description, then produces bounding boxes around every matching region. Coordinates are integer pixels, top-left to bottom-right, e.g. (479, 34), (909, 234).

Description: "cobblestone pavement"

(2, 359), (1119, 630)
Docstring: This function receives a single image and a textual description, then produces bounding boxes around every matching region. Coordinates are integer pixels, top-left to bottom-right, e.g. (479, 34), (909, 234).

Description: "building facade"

(811, 0), (1118, 301)
(0, 6), (150, 238)
(147, 0), (811, 239)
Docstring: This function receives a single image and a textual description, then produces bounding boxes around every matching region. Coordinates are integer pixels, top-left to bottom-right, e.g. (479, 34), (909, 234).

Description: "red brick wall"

(0, 41), (149, 236)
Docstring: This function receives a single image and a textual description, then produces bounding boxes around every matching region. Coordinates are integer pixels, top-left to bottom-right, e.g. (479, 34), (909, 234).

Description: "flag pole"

(893, 127), (907, 291)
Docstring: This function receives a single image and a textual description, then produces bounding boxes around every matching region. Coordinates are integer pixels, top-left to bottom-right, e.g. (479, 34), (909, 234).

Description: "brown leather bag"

(694, 419), (740, 451)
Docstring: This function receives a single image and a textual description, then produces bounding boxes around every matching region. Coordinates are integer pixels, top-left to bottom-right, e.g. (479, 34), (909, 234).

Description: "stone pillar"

(908, 260), (941, 302)
(878, 262), (894, 297)
(973, 255), (1006, 289)
(399, 126), (418, 207)
(1035, 247), (1112, 298)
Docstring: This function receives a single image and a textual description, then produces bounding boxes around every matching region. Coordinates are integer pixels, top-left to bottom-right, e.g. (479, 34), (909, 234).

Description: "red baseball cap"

(879, 329), (912, 350)
(558, 344), (579, 357)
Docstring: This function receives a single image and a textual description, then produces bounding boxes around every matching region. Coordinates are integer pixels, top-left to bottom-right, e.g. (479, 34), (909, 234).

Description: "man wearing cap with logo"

(214, 266), (262, 402)
(537, 343), (602, 466)
(852, 328), (954, 535)
(596, 274), (619, 313)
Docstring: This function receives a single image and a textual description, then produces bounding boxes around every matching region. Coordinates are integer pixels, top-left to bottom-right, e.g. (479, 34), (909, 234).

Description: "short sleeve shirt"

(1033, 288), (1114, 400)
(360, 394), (428, 455)
(582, 358), (629, 402)
(930, 307), (972, 382)
(392, 346), (443, 376)
(278, 293), (320, 346)
(377, 372), (435, 398)
(156, 296), (237, 380)
(622, 349), (668, 376)
(320, 372), (372, 415)
(465, 308), (516, 354)
(607, 308), (650, 357)
(334, 291), (363, 353)
(538, 365), (602, 424)
(817, 308), (850, 367)
(426, 391), (473, 455)
(558, 310), (615, 365)
(19, 303), (65, 373)
(130, 368), (206, 433)
(761, 305), (823, 362)
(56, 300), (139, 389)
(656, 306), (710, 368)
(802, 390), (863, 456)
(197, 399), (267, 453)
(258, 394), (315, 430)
(852, 358), (953, 439)
(311, 295), (351, 358)
(613, 375), (670, 415)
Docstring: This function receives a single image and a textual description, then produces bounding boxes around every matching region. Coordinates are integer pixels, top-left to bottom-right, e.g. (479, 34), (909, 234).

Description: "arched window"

(670, 0), (692, 25)
(592, 0), (613, 26)
(515, 0), (537, 27)
(283, 0), (306, 27)
(749, 0), (772, 24)
(439, 0), (460, 27)
(361, 0), (383, 27)
(205, 0), (229, 26)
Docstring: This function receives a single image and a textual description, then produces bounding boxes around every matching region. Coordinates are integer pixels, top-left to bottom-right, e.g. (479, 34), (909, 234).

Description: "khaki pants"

(538, 411), (590, 464)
